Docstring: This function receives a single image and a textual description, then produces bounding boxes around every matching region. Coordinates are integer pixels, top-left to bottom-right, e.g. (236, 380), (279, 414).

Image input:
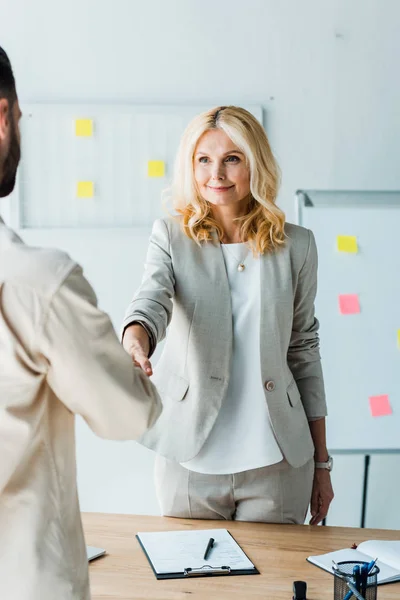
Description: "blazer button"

(264, 380), (275, 392)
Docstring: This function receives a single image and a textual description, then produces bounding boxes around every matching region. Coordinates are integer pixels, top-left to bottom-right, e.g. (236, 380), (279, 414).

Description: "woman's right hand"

(122, 324), (153, 376)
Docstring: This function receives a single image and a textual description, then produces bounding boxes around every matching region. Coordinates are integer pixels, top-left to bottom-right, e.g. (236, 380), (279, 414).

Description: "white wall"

(1, 0), (400, 526)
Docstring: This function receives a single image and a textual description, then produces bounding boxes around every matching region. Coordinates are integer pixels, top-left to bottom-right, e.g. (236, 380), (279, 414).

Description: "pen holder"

(333, 561), (379, 600)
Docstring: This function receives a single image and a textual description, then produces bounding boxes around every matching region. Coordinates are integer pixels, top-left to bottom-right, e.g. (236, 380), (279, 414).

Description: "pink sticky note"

(339, 294), (360, 315)
(369, 395), (392, 417)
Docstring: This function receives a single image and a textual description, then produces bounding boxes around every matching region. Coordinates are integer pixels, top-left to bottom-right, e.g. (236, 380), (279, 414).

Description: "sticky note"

(397, 330), (400, 348)
(77, 181), (94, 198)
(75, 119), (93, 137)
(336, 235), (358, 254)
(337, 235), (358, 253)
(369, 395), (392, 418)
(148, 160), (165, 178)
(338, 294), (360, 315)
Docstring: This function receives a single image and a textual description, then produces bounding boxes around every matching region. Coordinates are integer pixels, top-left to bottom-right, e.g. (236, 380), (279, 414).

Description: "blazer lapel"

(260, 250), (284, 380)
(198, 231), (233, 377)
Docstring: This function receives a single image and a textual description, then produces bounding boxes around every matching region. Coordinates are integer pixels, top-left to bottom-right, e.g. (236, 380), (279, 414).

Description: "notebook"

(307, 540), (400, 585)
(136, 528), (259, 579)
(86, 546), (106, 562)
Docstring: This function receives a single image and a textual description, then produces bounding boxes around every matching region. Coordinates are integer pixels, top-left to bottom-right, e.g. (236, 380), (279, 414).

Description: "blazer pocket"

(287, 379), (301, 407)
(166, 374), (189, 402)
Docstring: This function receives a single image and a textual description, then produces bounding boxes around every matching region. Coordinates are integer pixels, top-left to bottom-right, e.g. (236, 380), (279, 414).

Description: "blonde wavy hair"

(170, 105), (286, 254)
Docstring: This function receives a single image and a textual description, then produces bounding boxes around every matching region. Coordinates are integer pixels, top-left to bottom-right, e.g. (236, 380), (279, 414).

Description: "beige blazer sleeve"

(287, 229), (326, 418)
(122, 219), (175, 353)
(41, 265), (162, 439)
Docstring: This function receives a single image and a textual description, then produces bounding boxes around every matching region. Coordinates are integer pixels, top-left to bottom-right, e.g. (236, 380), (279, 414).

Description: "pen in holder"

(332, 561), (379, 600)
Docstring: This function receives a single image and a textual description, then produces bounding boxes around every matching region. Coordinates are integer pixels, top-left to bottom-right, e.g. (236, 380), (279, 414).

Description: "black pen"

(203, 537), (215, 560)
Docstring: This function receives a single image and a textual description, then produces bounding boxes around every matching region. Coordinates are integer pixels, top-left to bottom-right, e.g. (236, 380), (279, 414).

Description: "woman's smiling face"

(193, 128), (251, 208)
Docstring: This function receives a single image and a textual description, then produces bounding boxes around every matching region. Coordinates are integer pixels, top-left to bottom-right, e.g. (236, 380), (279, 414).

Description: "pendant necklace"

(221, 242), (250, 272)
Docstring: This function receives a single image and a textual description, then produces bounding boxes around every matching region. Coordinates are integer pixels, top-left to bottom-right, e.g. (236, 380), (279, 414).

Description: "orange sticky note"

(369, 395), (392, 417)
(338, 294), (360, 315)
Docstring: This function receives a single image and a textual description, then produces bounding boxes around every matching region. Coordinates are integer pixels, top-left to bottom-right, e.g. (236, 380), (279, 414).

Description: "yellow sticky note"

(75, 119), (93, 137)
(397, 330), (400, 348)
(337, 235), (358, 253)
(77, 181), (94, 198)
(148, 160), (165, 178)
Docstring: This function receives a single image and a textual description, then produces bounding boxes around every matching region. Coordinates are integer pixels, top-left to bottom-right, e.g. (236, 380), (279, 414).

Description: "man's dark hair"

(0, 46), (16, 105)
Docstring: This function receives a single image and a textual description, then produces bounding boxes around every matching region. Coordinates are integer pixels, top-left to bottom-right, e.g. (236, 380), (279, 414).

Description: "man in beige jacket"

(0, 47), (162, 599)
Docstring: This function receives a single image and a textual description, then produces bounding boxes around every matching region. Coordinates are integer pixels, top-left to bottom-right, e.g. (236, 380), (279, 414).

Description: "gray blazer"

(123, 217), (327, 467)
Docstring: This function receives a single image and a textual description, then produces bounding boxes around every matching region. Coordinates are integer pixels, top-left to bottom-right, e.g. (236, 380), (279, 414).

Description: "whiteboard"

(13, 104), (262, 229)
(296, 190), (400, 452)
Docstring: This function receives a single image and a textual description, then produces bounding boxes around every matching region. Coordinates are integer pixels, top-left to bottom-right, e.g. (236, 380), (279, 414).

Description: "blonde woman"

(122, 106), (334, 524)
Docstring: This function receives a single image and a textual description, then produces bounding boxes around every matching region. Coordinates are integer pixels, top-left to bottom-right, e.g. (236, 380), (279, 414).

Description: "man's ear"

(0, 98), (10, 143)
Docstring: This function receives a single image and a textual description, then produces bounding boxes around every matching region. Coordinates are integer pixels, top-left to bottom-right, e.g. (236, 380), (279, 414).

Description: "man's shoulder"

(19, 245), (76, 292)
(0, 228), (76, 297)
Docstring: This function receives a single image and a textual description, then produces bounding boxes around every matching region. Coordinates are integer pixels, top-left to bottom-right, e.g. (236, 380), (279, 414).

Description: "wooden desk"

(83, 513), (400, 600)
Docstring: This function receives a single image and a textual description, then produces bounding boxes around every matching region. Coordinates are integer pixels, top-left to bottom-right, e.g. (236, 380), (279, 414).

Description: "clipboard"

(136, 528), (259, 580)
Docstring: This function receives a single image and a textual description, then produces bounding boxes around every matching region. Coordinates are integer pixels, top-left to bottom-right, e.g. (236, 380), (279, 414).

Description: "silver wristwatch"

(315, 455), (333, 471)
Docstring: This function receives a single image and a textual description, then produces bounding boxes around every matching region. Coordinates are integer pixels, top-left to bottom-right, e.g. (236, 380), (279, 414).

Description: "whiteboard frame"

(9, 103), (263, 231)
(295, 189), (400, 455)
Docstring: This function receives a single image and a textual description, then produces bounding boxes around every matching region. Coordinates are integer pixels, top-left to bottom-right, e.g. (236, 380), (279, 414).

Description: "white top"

(181, 243), (283, 474)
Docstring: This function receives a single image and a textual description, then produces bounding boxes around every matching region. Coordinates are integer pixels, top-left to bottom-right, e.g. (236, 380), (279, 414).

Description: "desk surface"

(83, 513), (400, 600)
